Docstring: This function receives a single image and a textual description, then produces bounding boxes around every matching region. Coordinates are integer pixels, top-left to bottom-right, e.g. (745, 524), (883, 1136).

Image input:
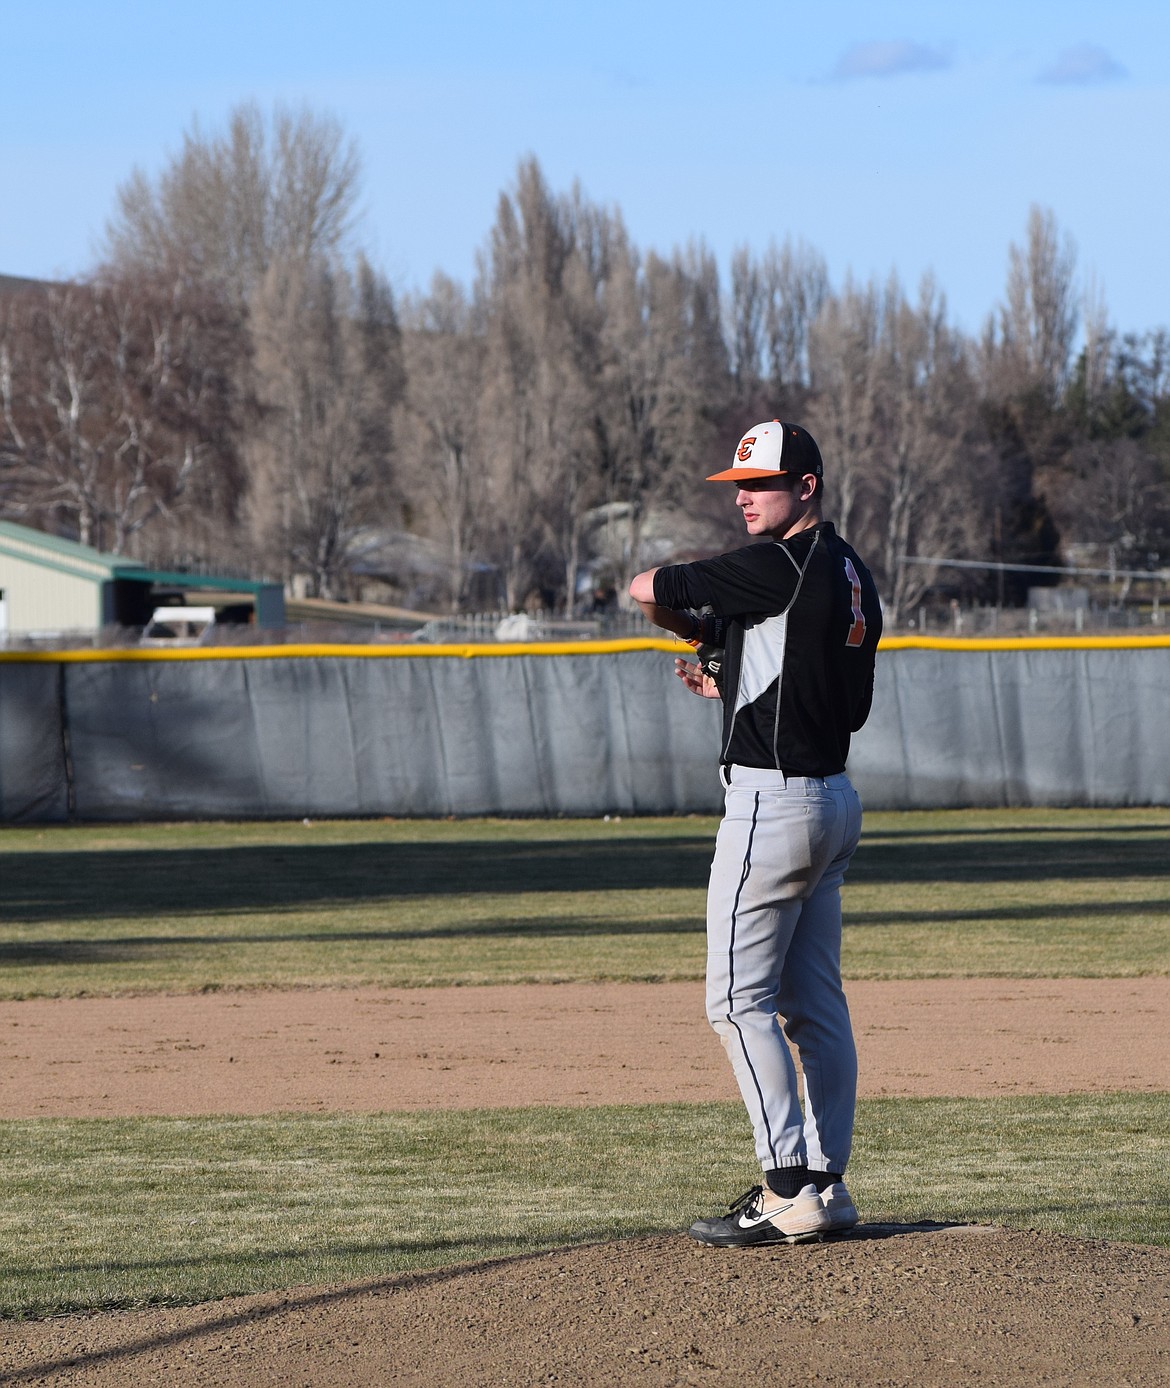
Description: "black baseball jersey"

(653, 522), (882, 774)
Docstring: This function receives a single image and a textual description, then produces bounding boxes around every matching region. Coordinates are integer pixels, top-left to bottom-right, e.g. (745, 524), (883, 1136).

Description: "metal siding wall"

(0, 554), (100, 634)
(1, 647), (1168, 820)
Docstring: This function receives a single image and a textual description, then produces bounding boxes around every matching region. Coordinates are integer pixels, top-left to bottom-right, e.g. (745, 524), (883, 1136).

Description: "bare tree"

(805, 276), (884, 544)
(1053, 437), (1169, 564)
(762, 238), (830, 406)
(102, 101), (387, 589)
(1079, 271), (1112, 412)
(974, 208), (1085, 588)
(104, 102), (361, 306)
(874, 276), (987, 620)
(1053, 327), (1170, 564)
(728, 247), (765, 405)
(0, 276), (243, 555)
(593, 221), (659, 581)
(988, 205), (1078, 405)
(246, 257), (403, 596)
(802, 272), (992, 619)
(474, 158), (605, 612)
(592, 234), (735, 579)
(399, 274), (489, 610)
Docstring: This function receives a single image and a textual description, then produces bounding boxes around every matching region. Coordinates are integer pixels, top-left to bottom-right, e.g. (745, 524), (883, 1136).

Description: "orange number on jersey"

(843, 557), (866, 647)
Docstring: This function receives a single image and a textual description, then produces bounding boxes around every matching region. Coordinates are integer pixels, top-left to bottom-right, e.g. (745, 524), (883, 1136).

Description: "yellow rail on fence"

(2, 633), (1170, 662)
(878, 633), (1170, 651)
(0, 637), (683, 662)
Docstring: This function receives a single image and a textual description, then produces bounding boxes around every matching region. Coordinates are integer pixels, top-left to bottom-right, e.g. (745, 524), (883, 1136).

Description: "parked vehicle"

(140, 606), (218, 646)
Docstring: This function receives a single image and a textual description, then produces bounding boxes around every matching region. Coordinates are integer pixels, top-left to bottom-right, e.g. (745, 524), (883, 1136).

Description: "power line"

(899, 555), (1169, 581)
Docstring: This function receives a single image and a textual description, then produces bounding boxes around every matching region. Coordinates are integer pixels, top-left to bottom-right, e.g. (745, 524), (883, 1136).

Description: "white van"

(140, 606), (218, 646)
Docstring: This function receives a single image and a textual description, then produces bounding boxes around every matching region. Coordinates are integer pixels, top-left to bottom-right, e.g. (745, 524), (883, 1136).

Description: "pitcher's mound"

(5, 1227), (1169, 1385)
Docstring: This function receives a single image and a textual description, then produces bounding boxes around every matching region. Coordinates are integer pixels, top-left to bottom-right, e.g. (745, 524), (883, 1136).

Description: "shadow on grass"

(844, 896), (1170, 928)
(847, 833), (1170, 886)
(956, 1198), (1170, 1235)
(0, 913), (706, 968)
(0, 838), (711, 924)
(4, 829), (1170, 927)
(0, 1225), (625, 1287)
(3, 896), (1167, 972)
(865, 821), (1170, 840)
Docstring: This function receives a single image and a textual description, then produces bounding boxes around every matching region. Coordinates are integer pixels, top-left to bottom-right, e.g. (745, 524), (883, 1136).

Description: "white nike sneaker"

(819, 1181), (859, 1232)
(687, 1184), (831, 1247)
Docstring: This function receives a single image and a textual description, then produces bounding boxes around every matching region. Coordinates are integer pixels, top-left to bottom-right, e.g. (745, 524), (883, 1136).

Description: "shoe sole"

(823, 1209), (859, 1234)
(821, 1190), (860, 1234)
(687, 1223), (827, 1248)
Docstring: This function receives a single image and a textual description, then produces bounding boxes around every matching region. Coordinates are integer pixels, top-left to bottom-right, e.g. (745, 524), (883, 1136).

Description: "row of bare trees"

(2, 104), (1168, 622)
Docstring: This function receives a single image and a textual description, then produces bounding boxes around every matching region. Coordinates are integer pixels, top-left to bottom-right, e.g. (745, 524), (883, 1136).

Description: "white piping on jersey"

(722, 528), (823, 766)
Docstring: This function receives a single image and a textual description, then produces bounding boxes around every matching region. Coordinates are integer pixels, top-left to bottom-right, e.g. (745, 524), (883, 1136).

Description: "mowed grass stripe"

(1, 810), (1168, 995)
(1, 1096), (1167, 1318)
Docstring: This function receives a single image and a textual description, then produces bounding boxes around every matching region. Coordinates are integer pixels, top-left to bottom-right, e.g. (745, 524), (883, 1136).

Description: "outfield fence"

(2, 636), (1169, 821)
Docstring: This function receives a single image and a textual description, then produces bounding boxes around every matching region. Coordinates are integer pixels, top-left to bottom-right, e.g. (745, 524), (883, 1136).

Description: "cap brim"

(705, 467), (794, 482)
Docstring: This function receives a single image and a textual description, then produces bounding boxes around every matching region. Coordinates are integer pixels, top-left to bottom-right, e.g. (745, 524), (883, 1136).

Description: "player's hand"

(674, 657), (721, 698)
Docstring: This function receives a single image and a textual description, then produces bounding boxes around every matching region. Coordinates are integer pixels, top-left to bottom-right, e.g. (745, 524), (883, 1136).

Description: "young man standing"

(629, 420), (882, 1246)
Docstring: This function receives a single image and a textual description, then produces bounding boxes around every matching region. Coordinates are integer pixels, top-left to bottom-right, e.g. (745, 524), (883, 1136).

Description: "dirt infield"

(3, 979), (1169, 1385)
(3, 977), (1168, 1118)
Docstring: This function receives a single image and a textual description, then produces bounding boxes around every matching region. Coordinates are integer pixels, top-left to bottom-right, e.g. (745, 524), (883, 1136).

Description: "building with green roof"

(0, 521), (284, 643)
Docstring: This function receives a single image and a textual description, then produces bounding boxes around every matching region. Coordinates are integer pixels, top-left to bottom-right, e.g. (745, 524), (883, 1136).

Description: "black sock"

(765, 1166), (810, 1199)
(807, 1170), (844, 1194)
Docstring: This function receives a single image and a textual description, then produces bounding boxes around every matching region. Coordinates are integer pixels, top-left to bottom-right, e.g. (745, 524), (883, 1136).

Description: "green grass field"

(1, 808), (1168, 996)
(2, 1096), (1168, 1318)
(1, 809), (1168, 1318)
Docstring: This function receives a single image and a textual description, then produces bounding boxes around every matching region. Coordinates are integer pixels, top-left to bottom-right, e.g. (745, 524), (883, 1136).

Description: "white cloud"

(832, 40), (950, 81)
(1039, 45), (1127, 85)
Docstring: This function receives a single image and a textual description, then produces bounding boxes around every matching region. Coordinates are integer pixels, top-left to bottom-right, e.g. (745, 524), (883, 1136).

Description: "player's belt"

(721, 764), (846, 788)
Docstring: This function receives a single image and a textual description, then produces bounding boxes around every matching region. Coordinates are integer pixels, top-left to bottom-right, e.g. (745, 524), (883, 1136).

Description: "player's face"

(734, 474), (816, 538)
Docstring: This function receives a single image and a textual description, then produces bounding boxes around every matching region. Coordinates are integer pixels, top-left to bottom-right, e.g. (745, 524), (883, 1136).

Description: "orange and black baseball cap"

(707, 420), (824, 482)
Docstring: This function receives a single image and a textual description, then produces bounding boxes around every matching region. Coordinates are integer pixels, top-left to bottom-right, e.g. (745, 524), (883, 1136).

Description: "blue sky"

(3, 1), (1167, 337)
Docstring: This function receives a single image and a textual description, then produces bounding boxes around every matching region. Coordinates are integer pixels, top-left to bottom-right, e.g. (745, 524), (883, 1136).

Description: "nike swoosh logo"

(736, 1202), (795, 1228)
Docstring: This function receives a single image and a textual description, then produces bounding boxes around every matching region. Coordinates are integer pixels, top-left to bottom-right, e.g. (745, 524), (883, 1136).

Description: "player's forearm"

(643, 603), (703, 638)
(629, 569), (703, 639)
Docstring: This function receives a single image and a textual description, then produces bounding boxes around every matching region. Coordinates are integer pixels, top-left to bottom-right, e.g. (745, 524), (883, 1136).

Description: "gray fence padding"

(848, 646), (1170, 808)
(1, 645), (1167, 820)
(0, 661), (69, 821)
(57, 650), (723, 820)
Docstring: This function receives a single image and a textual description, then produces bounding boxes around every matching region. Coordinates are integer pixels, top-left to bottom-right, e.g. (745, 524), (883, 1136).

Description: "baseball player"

(629, 420), (881, 1247)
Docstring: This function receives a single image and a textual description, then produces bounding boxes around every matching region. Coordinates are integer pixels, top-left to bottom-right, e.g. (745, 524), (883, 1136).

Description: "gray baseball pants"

(705, 765), (863, 1176)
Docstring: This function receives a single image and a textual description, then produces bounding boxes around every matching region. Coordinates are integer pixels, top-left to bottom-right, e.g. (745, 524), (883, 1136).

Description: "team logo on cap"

(736, 437), (757, 461)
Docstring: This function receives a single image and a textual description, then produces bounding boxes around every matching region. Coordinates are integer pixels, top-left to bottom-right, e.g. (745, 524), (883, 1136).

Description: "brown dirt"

(2, 978), (1168, 1386)
(3, 978), (1167, 1118)
(3, 1230), (1169, 1386)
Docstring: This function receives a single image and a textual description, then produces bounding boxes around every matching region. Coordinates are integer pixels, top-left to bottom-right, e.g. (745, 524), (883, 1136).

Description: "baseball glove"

(684, 611), (726, 694)
(690, 640), (725, 693)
